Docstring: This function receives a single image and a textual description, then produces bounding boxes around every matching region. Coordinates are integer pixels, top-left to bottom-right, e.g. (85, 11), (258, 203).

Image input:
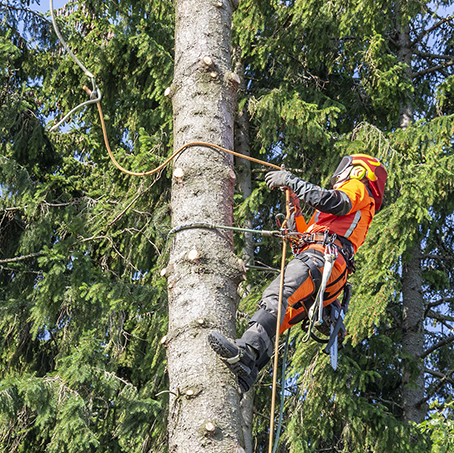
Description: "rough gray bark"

(397, 23), (413, 130)
(165, 1), (245, 452)
(401, 245), (426, 423)
(234, 52), (254, 271)
(397, 21), (426, 424)
(234, 51), (255, 453)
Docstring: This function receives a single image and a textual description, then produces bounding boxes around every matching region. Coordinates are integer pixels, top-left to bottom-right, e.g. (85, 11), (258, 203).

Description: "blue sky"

(33, 0), (67, 14)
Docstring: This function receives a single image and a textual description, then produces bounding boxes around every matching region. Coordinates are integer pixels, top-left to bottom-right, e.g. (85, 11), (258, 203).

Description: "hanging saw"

(302, 283), (351, 370)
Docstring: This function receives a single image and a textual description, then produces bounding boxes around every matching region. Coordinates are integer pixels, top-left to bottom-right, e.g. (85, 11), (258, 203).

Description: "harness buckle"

(324, 243), (338, 262)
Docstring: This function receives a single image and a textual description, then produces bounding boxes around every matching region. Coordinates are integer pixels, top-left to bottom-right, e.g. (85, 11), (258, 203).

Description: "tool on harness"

(317, 241), (338, 325)
(306, 237), (338, 327)
(301, 283), (351, 369)
(288, 231), (355, 273)
(323, 283), (351, 370)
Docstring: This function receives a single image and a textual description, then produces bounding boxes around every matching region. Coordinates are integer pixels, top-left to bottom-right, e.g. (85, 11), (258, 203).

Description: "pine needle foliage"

(1, 1), (174, 452)
(232, 0), (454, 451)
(2, 0), (454, 451)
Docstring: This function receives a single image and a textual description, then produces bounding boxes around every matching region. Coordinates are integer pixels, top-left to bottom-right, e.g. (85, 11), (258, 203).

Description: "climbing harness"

(279, 227), (353, 371)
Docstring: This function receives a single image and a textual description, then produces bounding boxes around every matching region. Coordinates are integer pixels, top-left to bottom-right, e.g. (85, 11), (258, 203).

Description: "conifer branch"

(105, 176), (162, 228)
(0, 2), (49, 22)
(422, 254), (454, 261)
(411, 13), (454, 46)
(121, 227), (162, 256)
(412, 61), (454, 79)
(365, 394), (404, 410)
(413, 51), (454, 61)
(426, 309), (454, 324)
(416, 372), (450, 408)
(0, 252), (43, 264)
(424, 297), (454, 316)
(420, 334), (454, 359)
(424, 367), (454, 386)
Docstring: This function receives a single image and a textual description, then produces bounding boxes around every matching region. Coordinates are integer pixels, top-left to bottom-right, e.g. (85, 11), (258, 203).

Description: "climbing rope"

(167, 222), (283, 240)
(49, 0), (100, 132)
(272, 328), (291, 453)
(50, 2), (281, 175)
(268, 190), (290, 453)
(49, 3), (291, 449)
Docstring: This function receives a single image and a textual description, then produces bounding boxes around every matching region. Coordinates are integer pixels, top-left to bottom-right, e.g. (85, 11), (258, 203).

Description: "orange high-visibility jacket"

(292, 178), (375, 253)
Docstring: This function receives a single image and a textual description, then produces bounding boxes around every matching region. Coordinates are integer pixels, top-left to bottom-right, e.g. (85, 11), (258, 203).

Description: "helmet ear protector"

(349, 166), (366, 180)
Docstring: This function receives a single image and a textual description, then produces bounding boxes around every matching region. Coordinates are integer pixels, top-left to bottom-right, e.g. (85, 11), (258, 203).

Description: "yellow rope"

(268, 190), (290, 453)
(84, 86), (281, 175)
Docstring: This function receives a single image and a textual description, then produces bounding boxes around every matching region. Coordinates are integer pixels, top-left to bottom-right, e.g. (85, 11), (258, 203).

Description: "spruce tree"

(2, 0), (454, 452)
(1, 1), (174, 451)
(230, 0), (454, 451)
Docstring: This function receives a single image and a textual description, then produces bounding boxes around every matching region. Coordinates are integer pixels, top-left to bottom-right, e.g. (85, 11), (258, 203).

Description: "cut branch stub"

(202, 55), (214, 67)
(174, 168), (184, 181)
(224, 71), (241, 88)
(188, 248), (200, 262)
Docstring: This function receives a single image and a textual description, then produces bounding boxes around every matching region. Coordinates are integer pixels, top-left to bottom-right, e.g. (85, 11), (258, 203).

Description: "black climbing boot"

(238, 366), (258, 393)
(208, 331), (258, 391)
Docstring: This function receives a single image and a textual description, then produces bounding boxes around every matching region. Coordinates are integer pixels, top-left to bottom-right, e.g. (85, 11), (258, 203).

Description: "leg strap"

(297, 250), (323, 290)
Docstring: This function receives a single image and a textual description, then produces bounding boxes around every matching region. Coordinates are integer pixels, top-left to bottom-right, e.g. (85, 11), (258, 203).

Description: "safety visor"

(330, 156), (352, 187)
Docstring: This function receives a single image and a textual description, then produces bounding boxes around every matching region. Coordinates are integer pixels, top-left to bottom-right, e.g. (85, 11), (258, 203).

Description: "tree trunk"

(165, 0), (245, 452)
(397, 21), (426, 424)
(234, 51), (255, 453)
(401, 245), (426, 423)
(234, 52), (254, 272)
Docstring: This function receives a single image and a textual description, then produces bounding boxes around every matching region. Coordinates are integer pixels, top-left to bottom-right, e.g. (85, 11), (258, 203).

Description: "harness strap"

(298, 251), (323, 288)
(291, 231), (355, 272)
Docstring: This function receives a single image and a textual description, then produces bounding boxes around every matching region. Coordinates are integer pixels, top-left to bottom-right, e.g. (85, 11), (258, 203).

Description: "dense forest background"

(1, 0), (454, 452)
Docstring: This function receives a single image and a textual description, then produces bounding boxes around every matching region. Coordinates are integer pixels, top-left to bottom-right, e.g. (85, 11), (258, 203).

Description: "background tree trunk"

(402, 245), (426, 423)
(234, 51), (255, 453)
(166, 0), (245, 451)
(397, 21), (426, 424)
(234, 52), (254, 272)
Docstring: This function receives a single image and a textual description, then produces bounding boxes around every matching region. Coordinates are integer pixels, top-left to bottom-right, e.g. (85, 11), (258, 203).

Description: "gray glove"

(289, 190), (301, 209)
(265, 170), (290, 189)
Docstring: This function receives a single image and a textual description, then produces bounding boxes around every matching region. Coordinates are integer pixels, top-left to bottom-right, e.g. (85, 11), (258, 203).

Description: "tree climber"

(208, 154), (388, 392)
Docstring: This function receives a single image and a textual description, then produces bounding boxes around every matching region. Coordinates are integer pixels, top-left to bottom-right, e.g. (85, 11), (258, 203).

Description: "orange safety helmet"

(330, 154), (388, 210)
